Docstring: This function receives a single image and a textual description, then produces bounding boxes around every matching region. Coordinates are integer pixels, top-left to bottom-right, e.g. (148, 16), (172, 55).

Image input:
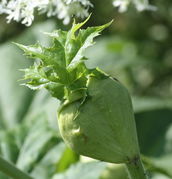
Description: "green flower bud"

(58, 75), (140, 163)
(16, 16), (141, 166)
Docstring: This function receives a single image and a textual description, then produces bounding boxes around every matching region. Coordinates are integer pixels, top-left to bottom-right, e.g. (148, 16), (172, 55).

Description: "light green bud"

(58, 75), (140, 164)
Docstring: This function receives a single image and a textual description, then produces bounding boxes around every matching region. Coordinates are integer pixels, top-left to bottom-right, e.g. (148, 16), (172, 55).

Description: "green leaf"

(16, 114), (57, 172)
(0, 156), (33, 179)
(142, 155), (172, 178)
(133, 97), (172, 113)
(0, 43), (34, 129)
(52, 161), (107, 179)
(31, 143), (66, 179)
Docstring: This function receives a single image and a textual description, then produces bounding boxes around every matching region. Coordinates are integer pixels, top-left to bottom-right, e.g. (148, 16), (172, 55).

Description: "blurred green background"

(0, 0), (172, 178)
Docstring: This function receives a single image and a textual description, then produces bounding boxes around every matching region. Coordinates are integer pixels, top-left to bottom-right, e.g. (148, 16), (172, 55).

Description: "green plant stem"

(0, 156), (33, 179)
(126, 156), (148, 179)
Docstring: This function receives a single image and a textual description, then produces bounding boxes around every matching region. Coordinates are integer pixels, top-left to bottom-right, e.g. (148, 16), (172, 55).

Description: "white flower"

(6, 0), (22, 22)
(133, 0), (157, 11)
(113, 0), (156, 12)
(113, 0), (129, 12)
(21, 6), (34, 26)
(0, 0), (92, 26)
(66, 0), (93, 7)
(0, 0), (8, 14)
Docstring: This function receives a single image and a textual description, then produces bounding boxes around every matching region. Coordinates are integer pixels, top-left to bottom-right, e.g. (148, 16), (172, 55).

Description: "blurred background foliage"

(0, 0), (172, 178)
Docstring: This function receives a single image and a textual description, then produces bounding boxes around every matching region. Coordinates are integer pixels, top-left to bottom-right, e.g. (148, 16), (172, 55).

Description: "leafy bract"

(16, 16), (112, 101)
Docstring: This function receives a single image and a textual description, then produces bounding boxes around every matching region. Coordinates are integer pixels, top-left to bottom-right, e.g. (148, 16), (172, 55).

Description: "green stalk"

(126, 156), (148, 179)
(0, 156), (33, 179)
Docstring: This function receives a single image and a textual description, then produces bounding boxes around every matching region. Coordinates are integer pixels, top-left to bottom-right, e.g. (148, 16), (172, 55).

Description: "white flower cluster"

(113, 0), (156, 12)
(0, 0), (92, 26)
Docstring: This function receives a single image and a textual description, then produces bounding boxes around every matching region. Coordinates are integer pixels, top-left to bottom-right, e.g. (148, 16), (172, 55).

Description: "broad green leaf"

(133, 97), (172, 113)
(52, 161), (107, 179)
(142, 155), (172, 178)
(0, 43), (34, 129)
(0, 172), (8, 179)
(23, 89), (59, 129)
(31, 143), (66, 179)
(0, 129), (19, 162)
(100, 163), (128, 179)
(152, 174), (170, 179)
(16, 114), (58, 172)
(136, 109), (172, 156)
